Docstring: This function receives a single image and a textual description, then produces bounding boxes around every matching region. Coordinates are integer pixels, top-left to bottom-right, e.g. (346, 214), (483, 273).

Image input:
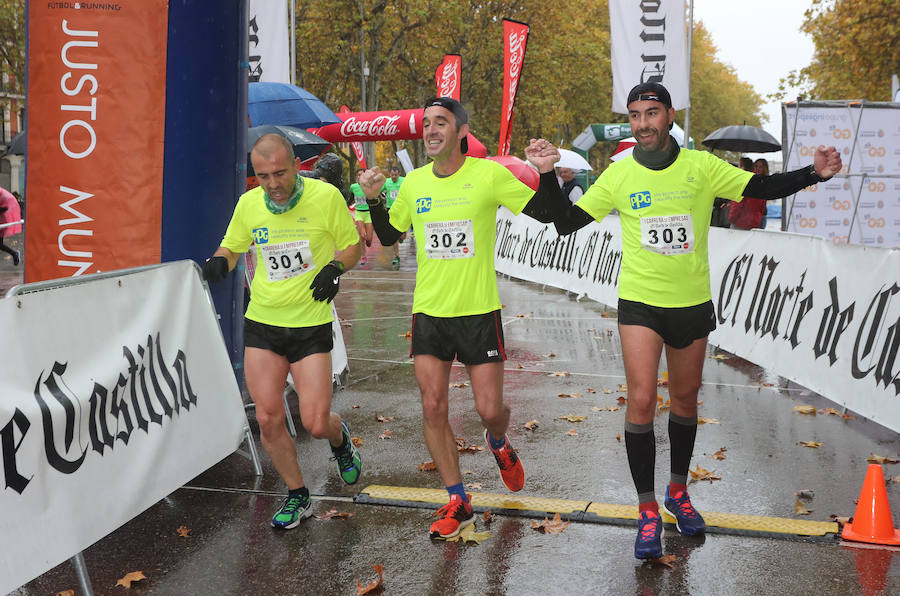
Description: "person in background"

(0, 185), (22, 266)
(728, 158), (768, 230)
(381, 165), (406, 267)
(754, 159), (771, 229)
(558, 167), (584, 203)
(350, 170), (373, 266)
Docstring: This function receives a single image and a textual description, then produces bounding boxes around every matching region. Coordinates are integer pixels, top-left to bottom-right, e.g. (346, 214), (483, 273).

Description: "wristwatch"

(809, 164), (829, 183)
(366, 191), (386, 207)
(328, 259), (345, 274)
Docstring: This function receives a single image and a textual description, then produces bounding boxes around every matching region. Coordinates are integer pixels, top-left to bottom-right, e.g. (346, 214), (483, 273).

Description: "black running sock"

(625, 421), (656, 503)
(668, 413), (698, 487)
(288, 486), (310, 502)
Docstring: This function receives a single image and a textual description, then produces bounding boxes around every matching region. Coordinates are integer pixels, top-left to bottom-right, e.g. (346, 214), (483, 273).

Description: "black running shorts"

(243, 319), (333, 363)
(617, 299), (716, 349)
(410, 310), (506, 364)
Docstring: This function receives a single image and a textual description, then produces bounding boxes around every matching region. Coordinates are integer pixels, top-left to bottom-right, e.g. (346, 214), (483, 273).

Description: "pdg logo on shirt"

(252, 227), (269, 244)
(630, 191), (651, 210)
(416, 197), (432, 213)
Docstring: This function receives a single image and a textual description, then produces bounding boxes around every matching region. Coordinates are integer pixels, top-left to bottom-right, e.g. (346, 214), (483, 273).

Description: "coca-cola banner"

(339, 105), (367, 169)
(494, 208), (900, 433)
(609, 0), (690, 114)
(316, 109), (423, 143)
(498, 19), (529, 156)
(435, 54), (461, 101)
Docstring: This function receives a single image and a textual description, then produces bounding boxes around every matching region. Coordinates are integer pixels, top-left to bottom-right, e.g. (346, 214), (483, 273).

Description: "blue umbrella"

(248, 82), (341, 129)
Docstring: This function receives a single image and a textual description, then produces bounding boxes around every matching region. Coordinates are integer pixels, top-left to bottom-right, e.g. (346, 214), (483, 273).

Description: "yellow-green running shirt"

(575, 150), (753, 307)
(221, 178), (359, 327)
(389, 157), (533, 317)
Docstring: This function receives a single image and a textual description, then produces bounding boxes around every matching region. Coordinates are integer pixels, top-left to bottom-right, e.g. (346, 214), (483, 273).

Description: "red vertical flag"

(498, 19), (529, 156)
(339, 105), (367, 169)
(434, 54), (461, 101)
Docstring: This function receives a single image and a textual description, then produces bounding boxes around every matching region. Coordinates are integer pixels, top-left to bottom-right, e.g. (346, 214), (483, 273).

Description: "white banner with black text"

(494, 208), (900, 433)
(248, 0), (290, 83)
(0, 261), (248, 593)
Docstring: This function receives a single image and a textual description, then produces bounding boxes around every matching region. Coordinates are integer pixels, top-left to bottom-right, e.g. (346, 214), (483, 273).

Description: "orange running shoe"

(484, 429), (525, 492)
(429, 494), (475, 539)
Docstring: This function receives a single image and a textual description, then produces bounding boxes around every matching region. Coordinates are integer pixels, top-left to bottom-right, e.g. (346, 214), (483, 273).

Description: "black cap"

(626, 82), (672, 109)
(424, 96), (469, 153)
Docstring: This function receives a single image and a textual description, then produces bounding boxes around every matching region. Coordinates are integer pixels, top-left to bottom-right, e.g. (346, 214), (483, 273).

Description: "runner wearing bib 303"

(543, 81), (843, 562)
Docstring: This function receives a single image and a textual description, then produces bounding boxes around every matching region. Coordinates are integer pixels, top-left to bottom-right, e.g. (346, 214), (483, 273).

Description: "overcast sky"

(690, 0), (815, 158)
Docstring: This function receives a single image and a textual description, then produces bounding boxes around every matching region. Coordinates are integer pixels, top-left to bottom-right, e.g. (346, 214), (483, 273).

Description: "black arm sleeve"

(525, 172), (594, 235)
(742, 165), (824, 200)
(367, 198), (404, 246)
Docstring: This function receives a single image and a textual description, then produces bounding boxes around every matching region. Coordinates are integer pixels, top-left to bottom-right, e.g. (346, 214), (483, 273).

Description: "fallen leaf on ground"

(792, 405), (816, 415)
(795, 489), (815, 500)
(458, 444), (483, 454)
(351, 437), (364, 447)
(868, 454), (900, 464)
(379, 430), (394, 440)
(799, 441), (823, 448)
(616, 396), (627, 404)
(712, 447), (727, 461)
(712, 354), (730, 360)
(176, 525), (191, 538)
(617, 384), (628, 391)
(515, 313), (532, 318)
(566, 429), (578, 436)
(606, 329), (614, 336)
(531, 512), (570, 533)
(689, 465), (721, 484)
(602, 388), (614, 394)
(418, 461), (437, 471)
(523, 419), (540, 430)
(115, 571), (147, 589)
(760, 382), (774, 387)
(397, 331), (411, 339)
(616, 433), (622, 442)
(648, 554), (677, 568)
(587, 387), (597, 394)
(592, 406), (619, 412)
(56, 590), (75, 596)
(465, 482), (483, 490)
(698, 416), (719, 424)
(830, 514), (852, 527)
(820, 408), (841, 416)
(356, 564), (384, 594)
(482, 511), (493, 524)
(375, 414), (395, 422)
(795, 498), (812, 515)
(842, 413), (856, 420)
(547, 371), (570, 377)
(557, 392), (583, 398)
(445, 524), (493, 544)
(351, 404), (361, 409)
(450, 382), (469, 388)
(555, 414), (587, 422)
(545, 352), (557, 358)
(315, 508), (355, 520)
(462, 469), (474, 475)
(517, 362), (525, 369)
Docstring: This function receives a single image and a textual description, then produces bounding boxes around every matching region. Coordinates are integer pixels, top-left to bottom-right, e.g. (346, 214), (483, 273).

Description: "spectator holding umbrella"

(0, 185), (21, 266)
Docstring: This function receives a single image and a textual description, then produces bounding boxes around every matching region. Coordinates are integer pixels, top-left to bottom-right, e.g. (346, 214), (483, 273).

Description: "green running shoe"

(271, 493), (312, 530)
(331, 420), (362, 485)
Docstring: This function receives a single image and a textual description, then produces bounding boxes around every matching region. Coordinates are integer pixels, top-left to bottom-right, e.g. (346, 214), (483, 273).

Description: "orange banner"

(498, 19), (529, 156)
(26, 2), (169, 282)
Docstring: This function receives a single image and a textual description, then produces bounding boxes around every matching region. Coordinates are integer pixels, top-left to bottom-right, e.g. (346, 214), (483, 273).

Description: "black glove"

(309, 260), (344, 302)
(202, 256), (229, 283)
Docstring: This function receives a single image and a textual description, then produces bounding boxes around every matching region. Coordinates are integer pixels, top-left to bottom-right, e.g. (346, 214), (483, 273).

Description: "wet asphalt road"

(12, 238), (900, 595)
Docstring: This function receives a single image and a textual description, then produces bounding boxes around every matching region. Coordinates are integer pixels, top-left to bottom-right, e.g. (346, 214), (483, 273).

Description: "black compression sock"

(668, 413), (698, 486)
(625, 421), (656, 501)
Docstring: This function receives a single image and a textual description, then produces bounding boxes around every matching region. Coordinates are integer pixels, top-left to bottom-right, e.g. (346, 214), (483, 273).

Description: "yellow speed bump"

(356, 485), (840, 542)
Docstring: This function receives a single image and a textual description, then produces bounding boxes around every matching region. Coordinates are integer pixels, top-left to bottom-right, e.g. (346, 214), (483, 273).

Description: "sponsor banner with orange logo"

(435, 54), (461, 101)
(782, 102), (900, 247)
(498, 19), (529, 156)
(26, 1), (168, 282)
(495, 208), (900, 433)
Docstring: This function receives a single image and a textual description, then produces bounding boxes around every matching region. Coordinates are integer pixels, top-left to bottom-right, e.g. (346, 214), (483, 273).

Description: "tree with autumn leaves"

(775, 0), (900, 102)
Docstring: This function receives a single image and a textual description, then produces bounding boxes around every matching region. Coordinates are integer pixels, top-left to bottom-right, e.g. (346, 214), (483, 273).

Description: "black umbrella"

(702, 125), (781, 153)
(3, 131), (25, 156)
(247, 124), (331, 175)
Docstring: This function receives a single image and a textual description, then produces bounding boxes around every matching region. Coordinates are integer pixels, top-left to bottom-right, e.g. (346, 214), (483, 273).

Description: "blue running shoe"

(663, 487), (706, 536)
(634, 510), (663, 559)
(271, 494), (312, 530)
(331, 420), (362, 485)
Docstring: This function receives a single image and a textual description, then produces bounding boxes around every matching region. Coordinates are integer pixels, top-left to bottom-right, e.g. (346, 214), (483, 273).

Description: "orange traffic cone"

(842, 463), (900, 546)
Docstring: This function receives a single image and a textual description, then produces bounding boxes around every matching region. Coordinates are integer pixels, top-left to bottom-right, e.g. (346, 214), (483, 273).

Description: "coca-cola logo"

(508, 31), (526, 79)
(340, 115), (401, 138)
(438, 62), (458, 98)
